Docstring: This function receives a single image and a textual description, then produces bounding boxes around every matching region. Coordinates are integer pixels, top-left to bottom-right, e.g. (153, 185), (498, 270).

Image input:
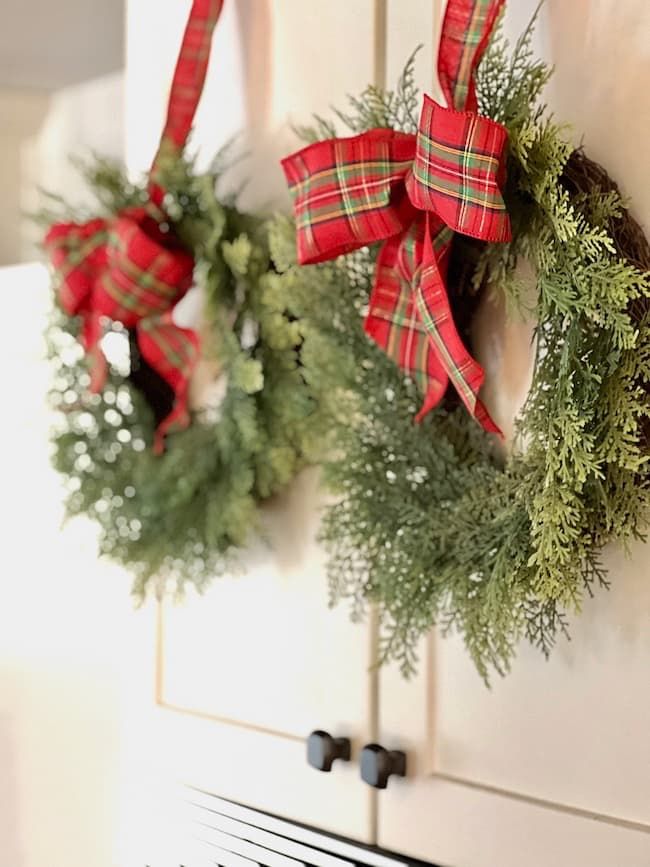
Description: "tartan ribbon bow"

(282, 0), (510, 432)
(45, 0), (225, 453)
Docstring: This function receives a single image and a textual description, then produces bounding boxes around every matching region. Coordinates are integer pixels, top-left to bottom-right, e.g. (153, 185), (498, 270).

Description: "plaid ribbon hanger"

(282, 0), (510, 433)
(45, 0), (225, 453)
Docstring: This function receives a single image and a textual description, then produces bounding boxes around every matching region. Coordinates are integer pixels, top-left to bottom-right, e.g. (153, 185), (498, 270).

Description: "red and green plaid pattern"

(45, 218), (109, 317)
(158, 0), (223, 152)
(282, 129), (416, 265)
(363, 224), (449, 419)
(95, 209), (194, 327)
(150, 0), (224, 206)
(45, 0), (225, 453)
(282, 0), (508, 434)
(45, 219), (109, 392)
(44, 209), (197, 454)
(138, 310), (200, 453)
(414, 214), (499, 430)
(438, 0), (506, 113)
(406, 95), (510, 243)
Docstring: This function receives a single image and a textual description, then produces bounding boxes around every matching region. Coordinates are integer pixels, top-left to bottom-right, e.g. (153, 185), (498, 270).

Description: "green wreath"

(272, 19), (650, 680)
(46, 156), (320, 595)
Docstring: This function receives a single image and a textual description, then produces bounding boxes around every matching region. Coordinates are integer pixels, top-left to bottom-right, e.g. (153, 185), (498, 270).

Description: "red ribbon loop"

(282, 0), (509, 433)
(95, 209), (195, 327)
(45, 0), (224, 453)
(286, 129), (417, 265)
(406, 95), (510, 243)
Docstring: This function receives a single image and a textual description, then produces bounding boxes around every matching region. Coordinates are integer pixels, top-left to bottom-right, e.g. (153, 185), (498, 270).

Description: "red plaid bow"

(45, 0), (225, 453)
(282, 0), (510, 432)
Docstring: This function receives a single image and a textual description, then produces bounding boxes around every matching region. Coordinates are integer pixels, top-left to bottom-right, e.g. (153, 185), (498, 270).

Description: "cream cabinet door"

(124, 0), (382, 842)
(376, 2), (650, 865)
(377, 571), (650, 867)
(152, 471), (377, 842)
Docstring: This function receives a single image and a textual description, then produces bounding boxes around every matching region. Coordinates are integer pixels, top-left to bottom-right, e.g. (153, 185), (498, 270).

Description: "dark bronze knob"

(307, 731), (351, 772)
(360, 743), (407, 789)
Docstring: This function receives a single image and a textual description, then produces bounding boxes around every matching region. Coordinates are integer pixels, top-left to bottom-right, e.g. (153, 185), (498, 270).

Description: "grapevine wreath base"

(46, 156), (321, 596)
(274, 17), (650, 680)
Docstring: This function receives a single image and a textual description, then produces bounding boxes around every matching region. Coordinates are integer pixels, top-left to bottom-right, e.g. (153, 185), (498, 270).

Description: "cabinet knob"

(306, 731), (351, 772)
(359, 744), (407, 789)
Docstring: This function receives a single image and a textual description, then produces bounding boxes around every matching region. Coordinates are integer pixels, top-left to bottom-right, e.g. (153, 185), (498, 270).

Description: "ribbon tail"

(438, 0), (506, 112)
(151, 403), (190, 456)
(136, 311), (200, 454)
(415, 217), (502, 436)
(149, 0), (225, 205)
(414, 381), (446, 423)
(82, 310), (108, 393)
(364, 235), (448, 415)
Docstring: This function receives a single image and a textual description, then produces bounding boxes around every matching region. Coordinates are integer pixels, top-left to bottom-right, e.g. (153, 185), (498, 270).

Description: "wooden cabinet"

(126, 1), (650, 863)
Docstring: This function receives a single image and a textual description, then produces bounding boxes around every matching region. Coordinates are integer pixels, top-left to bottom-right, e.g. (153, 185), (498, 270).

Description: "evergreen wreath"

(273, 14), (650, 680)
(43, 0), (321, 595)
(46, 155), (319, 595)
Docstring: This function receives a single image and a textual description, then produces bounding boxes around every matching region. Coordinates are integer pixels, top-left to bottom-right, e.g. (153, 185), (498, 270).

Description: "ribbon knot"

(45, 0), (224, 453)
(282, 0), (509, 433)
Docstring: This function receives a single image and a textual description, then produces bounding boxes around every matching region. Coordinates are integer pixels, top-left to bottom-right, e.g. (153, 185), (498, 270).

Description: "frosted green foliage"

(271, 17), (649, 681)
(46, 154), (318, 595)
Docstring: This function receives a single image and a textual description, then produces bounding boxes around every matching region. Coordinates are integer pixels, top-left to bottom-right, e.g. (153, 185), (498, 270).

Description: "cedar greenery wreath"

(274, 9), (650, 680)
(43, 0), (320, 595)
(46, 156), (319, 596)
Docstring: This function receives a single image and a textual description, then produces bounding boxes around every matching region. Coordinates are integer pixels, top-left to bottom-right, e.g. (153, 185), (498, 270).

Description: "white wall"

(0, 73), (124, 266)
(0, 0), (124, 91)
(546, 0), (650, 231)
(22, 72), (125, 261)
(0, 89), (50, 265)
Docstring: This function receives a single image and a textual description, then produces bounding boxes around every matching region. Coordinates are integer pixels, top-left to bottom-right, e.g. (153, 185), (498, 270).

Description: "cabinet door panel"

(125, 0), (380, 841)
(378, 1), (650, 864)
(428, 545), (650, 822)
(377, 771), (650, 867)
(155, 472), (376, 841)
(159, 471), (373, 745)
(377, 545), (650, 865)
